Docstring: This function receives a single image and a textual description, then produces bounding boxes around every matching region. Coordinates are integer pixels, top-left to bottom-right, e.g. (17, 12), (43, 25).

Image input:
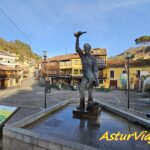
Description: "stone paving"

(0, 78), (76, 124)
(0, 78), (150, 150)
(0, 78), (149, 124)
(94, 89), (150, 119)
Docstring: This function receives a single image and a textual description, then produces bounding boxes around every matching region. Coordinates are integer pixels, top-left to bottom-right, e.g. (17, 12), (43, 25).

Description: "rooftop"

(47, 48), (107, 62)
(0, 64), (15, 71)
(0, 64), (22, 71)
(108, 59), (150, 67)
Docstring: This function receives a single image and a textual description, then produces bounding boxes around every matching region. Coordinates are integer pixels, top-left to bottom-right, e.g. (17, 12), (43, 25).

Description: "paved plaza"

(0, 78), (150, 150)
(0, 78), (76, 124)
(0, 78), (149, 124)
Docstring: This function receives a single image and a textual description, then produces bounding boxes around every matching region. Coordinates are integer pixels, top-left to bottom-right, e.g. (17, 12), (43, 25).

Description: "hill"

(108, 46), (149, 60)
(0, 38), (41, 62)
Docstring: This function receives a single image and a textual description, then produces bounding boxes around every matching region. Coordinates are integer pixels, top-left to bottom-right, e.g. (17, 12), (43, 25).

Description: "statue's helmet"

(83, 43), (91, 54)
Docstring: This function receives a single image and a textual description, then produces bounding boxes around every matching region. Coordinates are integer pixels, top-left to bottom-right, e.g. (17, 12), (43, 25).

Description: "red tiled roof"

(47, 48), (107, 62)
(0, 65), (16, 71)
(48, 53), (79, 61)
(108, 60), (125, 67)
(108, 59), (150, 67)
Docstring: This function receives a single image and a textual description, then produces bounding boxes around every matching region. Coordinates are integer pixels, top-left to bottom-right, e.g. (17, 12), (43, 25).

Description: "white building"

(0, 52), (19, 67)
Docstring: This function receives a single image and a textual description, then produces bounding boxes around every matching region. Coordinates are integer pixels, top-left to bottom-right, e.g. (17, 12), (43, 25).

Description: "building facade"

(40, 48), (150, 90)
(0, 52), (19, 67)
(41, 48), (107, 86)
(0, 52), (24, 89)
(0, 65), (23, 89)
(105, 60), (150, 89)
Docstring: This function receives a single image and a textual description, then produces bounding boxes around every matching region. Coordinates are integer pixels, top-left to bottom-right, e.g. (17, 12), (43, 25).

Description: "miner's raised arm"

(74, 31), (86, 57)
(75, 36), (83, 57)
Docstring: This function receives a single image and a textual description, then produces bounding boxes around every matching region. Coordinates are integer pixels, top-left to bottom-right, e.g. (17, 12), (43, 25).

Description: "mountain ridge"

(0, 38), (41, 62)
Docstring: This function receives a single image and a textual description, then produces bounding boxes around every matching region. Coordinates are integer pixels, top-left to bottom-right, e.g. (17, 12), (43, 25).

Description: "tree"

(0, 38), (41, 62)
(135, 36), (150, 45)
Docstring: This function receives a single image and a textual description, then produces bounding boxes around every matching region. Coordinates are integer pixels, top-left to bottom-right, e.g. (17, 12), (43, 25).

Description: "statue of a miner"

(74, 31), (99, 111)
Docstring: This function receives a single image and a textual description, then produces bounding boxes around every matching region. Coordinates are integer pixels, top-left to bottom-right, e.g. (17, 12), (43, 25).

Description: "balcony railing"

(0, 75), (8, 78)
(97, 63), (106, 68)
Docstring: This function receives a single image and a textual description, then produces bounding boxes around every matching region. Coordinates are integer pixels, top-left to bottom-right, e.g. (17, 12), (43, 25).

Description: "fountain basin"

(2, 99), (150, 150)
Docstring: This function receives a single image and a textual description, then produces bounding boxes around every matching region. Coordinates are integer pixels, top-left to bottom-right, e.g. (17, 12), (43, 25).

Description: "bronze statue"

(74, 31), (99, 110)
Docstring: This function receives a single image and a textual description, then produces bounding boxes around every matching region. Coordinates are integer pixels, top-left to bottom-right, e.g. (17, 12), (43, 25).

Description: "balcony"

(97, 63), (106, 68)
(45, 70), (60, 76)
(59, 61), (72, 69)
(0, 75), (9, 79)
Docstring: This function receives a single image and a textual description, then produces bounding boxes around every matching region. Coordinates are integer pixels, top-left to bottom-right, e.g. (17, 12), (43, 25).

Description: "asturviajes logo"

(99, 131), (150, 144)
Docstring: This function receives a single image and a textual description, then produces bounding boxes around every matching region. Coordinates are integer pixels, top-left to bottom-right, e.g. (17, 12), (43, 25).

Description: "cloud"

(110, 0), (150, 9)
(0, 0), (150, 55)
(1, 0), (150, 33)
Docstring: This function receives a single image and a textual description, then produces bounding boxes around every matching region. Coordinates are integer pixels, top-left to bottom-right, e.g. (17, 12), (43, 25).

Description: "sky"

(0, 0), (150, 57)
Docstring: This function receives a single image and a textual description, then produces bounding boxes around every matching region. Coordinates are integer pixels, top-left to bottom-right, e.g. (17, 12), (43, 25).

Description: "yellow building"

(46, 48), (107, 85)
(43, 48), (150, 90)
(105, 60), (150, 89)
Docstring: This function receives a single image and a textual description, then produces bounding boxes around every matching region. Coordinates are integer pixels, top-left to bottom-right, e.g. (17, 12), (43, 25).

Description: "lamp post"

(125, 53), (133, 109)
(43, 51), (47, 109)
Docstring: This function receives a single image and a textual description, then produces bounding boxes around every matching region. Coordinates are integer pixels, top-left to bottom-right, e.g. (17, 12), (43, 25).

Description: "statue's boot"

(88, 98), (93, 104)
(77, 100), (85, 111)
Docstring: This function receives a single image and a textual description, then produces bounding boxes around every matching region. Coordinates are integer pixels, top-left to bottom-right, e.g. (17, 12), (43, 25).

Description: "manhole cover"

(45, 118), (63, 127)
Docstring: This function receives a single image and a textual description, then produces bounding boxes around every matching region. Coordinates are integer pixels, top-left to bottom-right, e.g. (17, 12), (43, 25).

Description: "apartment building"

(0, 52), (19, 67)
(41, 48), (107, 86)
(0, 65), (23, 89)
(105, 60), (150, 89)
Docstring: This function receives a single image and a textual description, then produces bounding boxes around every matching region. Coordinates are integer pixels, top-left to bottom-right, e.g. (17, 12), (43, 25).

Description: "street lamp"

(43, 50), (47, 109)
(43, 51), (47, 58)
(125, 52), (134, 109)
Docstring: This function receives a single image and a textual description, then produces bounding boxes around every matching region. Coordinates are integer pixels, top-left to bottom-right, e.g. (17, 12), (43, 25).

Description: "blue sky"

(0, 0), (150, 57)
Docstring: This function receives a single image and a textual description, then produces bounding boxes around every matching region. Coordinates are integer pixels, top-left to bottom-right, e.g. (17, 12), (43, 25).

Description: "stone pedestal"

(73, 101), (101, 119)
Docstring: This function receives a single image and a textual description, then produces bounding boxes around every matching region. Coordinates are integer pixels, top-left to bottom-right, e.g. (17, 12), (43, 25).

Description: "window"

(74, 60), (78, 65)
(110, 70), (114, 78)
(80, 70), (83, 74)
(99, 70), (103, 77)
(93, 50), (99, 54)
(97, 58), (105, 66)
(136, 70), (140, 78)
(60, 62), (64, 66)
(74, 69), (78, 74)
(99, 80), (103, 84)
(50, 62), (56, 66)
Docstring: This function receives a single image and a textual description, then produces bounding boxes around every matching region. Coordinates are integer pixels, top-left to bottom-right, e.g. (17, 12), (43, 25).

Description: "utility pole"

(127, 57), (130, 109)
(43, 51), (47, 109)
(125, 53), (133, 109)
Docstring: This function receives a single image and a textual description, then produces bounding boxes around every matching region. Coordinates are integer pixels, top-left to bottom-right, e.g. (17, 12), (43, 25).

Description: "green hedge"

(95, 87), (111, 92)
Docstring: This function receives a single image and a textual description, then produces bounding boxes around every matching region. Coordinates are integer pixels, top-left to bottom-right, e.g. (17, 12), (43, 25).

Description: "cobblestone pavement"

(93, 89), (150, 119)
(0, 79), (149, 124)
(0, 80), (149, 150)
(0, 78), (77, 124)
